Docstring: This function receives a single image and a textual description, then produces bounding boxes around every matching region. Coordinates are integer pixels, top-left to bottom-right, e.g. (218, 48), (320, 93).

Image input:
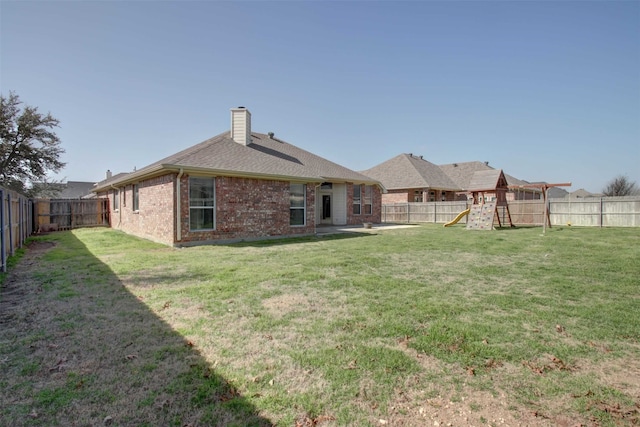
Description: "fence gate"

(35, 199), (110, 231)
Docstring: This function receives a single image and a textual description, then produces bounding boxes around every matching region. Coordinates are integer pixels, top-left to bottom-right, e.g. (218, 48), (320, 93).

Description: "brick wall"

(178, 175), (316, 245)
(100, 173), (388, 245)
(99, 174), (176, 246)
(346, 184), (382, 225)
(382, 190), (410, 204)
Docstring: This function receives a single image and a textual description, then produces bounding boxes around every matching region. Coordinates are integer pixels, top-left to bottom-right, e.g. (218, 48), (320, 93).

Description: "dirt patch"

(262, 293), (317, 318)
(0, 240), (55, 324)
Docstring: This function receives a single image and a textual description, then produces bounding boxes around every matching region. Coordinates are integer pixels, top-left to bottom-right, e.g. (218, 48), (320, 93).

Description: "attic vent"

(409, 153), (413, 157)
(419, 155), (423, 159)
(484, 161), (489, 166)
(453, 163), (458, 167)
(268, 132), (275, 139)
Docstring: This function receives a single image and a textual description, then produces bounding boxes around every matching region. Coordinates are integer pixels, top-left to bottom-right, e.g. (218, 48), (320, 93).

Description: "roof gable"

(467, 169), (508, 192)
(95, 132), (379, 191)
(361, 154), (460, 191)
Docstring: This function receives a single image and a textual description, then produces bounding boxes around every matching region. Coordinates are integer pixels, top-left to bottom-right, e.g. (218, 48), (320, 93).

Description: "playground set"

(444, 169), (571, 231)
(444, 169), (513, 230)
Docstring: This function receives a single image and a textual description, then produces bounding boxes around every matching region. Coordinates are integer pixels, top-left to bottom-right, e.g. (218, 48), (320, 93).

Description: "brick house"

(93, 107), (383, 246)
(360, 153), (461, 204)
(361, 155), (540, 203)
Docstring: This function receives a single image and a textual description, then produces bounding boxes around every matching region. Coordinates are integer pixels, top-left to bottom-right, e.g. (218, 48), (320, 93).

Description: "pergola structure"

(508, 182), (572, 233)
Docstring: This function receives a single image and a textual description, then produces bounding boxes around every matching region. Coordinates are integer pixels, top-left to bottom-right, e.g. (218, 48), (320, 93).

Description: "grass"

(0, 224), (639, 426)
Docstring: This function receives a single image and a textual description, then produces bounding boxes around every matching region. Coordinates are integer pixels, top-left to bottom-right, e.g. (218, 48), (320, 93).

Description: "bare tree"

(0, 92), (65, 194)
(602, 175), (638, 197)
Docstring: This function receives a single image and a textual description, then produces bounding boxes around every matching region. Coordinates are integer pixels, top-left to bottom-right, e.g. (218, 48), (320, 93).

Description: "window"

(353, 185), (361, 215)
(133, 184), (139, 211)
(414, 190), (423, 203)
(290, 183), (306, 226)
(113, 189), (119, 210)
(189, 177), (216, 230)
(364, 185), (372, 215)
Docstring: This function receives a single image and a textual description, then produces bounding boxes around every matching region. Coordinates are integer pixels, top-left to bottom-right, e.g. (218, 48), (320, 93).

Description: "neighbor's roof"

(360, 153), (461, 191)
(94, 132), (381, 191)
(439, 161), (533, 191)
(58, 181), (96, 199)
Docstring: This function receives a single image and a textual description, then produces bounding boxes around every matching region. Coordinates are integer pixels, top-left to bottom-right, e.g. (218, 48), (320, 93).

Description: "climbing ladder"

(466, 203), (496, 230)
(466, 202), (514, 230)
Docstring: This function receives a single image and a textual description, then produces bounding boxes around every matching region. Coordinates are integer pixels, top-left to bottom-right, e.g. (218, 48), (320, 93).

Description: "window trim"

(113, 189), (120, 211)
(364, 185), (372, 215)
(289, 183), (306, 227)
(189, 177), (216, 231)
(133, 184), (140, 211)
(353, 184), (361, 215)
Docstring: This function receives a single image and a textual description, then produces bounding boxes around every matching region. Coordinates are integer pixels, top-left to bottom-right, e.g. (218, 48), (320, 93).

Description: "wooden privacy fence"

(383, 196), (640, 227)
(34, 198), (110, 231)
(1, 187), (33, 273)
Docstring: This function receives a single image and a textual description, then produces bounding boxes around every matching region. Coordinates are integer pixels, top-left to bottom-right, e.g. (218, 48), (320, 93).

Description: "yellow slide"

(443, 208), (470, 227)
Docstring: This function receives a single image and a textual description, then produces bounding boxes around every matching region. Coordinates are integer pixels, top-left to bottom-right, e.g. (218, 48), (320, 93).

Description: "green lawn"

(1, 225), (638, 426)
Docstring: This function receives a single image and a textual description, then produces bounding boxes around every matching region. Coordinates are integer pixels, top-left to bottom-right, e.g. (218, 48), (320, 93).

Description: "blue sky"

(2, 1), (638, 193)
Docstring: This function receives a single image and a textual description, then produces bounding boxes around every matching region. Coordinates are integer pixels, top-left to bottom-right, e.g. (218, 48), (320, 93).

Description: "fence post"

(433, 203), (437, 223)
(7, 192), (13, 256)
(1, 189), (5, 273)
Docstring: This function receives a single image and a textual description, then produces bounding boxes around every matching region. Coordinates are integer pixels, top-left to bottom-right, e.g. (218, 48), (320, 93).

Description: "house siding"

(99, 174), (176, 246)
(178, 175), (316, 245)
(333, 183), (347, 225)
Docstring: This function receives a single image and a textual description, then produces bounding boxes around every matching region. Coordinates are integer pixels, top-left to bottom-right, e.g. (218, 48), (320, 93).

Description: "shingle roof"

(58, 181), (96, 199)
(467, 169), (508, 192)
(95, 132), (379, 191)
(438, 161), (531, 191)
(360, 154), (461, 191)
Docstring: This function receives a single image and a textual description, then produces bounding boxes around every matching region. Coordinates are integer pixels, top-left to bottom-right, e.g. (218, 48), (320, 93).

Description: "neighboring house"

(360, 153), (461, 204)
(93, 107), (383, 246)
(362, 156), (540, 203)
(30, 181), (96, 199)
(547, 187), (570, 199)
(58, 181), (97, 199)
(439, 161), (540, 201)
(568, 188), (602, 198)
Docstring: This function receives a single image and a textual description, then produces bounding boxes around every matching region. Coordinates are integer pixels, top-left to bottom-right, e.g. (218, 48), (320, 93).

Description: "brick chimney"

(230, 107), (251, 146)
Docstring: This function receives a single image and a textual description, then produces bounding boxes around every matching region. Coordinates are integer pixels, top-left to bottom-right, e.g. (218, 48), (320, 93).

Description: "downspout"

(176, 169), (184, 242)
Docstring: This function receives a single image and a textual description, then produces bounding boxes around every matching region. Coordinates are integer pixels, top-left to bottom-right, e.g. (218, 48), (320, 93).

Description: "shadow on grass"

(229, 230), (378, 248)
(0, 232), (273, 426)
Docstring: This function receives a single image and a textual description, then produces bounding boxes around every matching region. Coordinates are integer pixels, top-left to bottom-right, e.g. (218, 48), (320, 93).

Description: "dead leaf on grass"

(346, 359), (358, 370)
(397, 335), (411, 347)
(162, 301), (171, 310)
(484, 358), (502, 369)
(125, 354), (137, 360)
(295, 414), (336, 426)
